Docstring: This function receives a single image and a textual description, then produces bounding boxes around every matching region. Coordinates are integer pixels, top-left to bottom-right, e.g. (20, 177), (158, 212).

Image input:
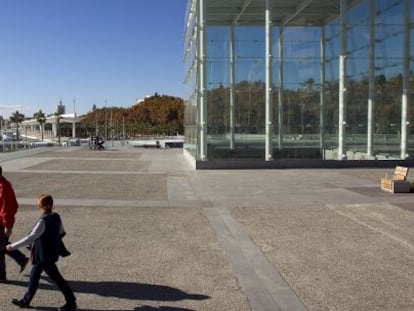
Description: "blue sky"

(0, 0), (187, 118)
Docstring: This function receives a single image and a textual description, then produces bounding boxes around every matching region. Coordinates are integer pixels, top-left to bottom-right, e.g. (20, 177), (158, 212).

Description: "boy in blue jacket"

(6, 194), (77, 311)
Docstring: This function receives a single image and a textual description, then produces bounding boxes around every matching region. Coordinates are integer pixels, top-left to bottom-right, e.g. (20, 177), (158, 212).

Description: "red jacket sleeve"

(0, 178), (18, 229)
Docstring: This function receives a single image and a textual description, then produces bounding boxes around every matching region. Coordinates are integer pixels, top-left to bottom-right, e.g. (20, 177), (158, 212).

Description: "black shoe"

(58, 302), (77, 311)
(19, 257), (29, 273)
(12, 298), (30, 308)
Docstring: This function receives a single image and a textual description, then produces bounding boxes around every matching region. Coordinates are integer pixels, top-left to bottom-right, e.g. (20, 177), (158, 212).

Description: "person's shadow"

(29, 306), (195, 311)
(28, 306), (195, 311)
(71, 279), (209, 301)
(7, 278), (209, 311)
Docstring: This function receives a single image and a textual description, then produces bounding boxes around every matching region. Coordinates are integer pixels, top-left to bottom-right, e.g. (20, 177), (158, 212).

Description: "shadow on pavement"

(33, 306), (195, 311)
(69, 280), (209, 301)
(7, 278), (209, 307)
(133, 307), (195, 311)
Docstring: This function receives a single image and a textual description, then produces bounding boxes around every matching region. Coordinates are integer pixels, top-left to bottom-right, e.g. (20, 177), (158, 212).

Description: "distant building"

(56, 100), (65, 115)
(135, 95), (153, 105)
(184, 0), (414, 168)
(20, 100), (83, 140)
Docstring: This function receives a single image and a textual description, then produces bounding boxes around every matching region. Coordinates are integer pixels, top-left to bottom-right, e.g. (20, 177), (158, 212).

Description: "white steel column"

(320, 26), (326, 158)
(401, 0), (411, 159)
(72, 120), (76, 139)
(278, 26), (284, 150)
(52, 122), (57, 137)
(198, 0), (207, 160)
(338, 0), (347, 160)
(367, 0), (376, 157)
(265, 0), (273, 160)
(71, 121), (76, 138)
(230, 25), (236, 150)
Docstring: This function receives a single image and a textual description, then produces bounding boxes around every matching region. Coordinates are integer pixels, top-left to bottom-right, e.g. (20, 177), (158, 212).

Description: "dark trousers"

(0, 228), (4, 279)
(23, 262), (76, 304)
(0, 227), (27, 279)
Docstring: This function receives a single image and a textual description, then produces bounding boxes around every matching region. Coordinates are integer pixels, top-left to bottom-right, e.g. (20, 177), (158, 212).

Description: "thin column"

(72, 120), (76, 139)
(198, 0), (207, 160)
(229, 25), (236, 150)
(72, 100), (77, 139)
(265, 0), (273, 161)
(320, 26), (326, 159)
(278, 26), (284, 150)
(367, 0), (376, 157)
(52, 122), (57, 137)
(338, 0), (347, 160)
(401, 0), (411, 159)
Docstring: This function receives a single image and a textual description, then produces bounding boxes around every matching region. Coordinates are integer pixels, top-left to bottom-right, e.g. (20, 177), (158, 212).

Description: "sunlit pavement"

(1, 146), (413, 311)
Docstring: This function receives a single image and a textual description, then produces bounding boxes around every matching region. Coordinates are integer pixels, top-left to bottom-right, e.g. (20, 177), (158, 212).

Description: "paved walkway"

(0, 146), (413, 311)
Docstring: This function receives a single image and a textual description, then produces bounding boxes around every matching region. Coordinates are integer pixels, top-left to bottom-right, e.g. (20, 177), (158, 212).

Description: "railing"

(0, 139), (60, 153)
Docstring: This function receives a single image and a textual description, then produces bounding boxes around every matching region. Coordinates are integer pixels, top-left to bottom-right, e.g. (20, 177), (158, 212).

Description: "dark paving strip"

(18, 197), (212, 208)
(204, 207), (308, 311)
(319, 183), (340, 189)
(8, 169), (158, 175)
(393, 202), (414, 213)
(345, 186), (414, 198)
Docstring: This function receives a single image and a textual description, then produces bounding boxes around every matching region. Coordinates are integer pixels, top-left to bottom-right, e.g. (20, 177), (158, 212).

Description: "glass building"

(184, 0), (414, 168)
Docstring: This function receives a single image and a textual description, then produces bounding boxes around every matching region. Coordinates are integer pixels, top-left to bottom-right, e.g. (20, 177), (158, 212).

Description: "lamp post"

(92, 104), (98, 136)
(55, 113), (61, 144)
(39, 117), (46, 141)
(25, 125), (27, 149)
(110, 107), (113, 147)
(104, 99), (107, 141)
(72, 99), (77, 139)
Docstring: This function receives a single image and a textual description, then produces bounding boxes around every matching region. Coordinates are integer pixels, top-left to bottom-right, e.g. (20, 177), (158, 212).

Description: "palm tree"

(9, 110), (25, 140)
(34, 110), (46, 141)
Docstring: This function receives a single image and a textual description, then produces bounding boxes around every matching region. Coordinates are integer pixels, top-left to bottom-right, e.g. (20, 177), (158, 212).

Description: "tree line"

(206, 73), (414, 136)
(80, 94), (184, 138)
(6, 94), (184, 140)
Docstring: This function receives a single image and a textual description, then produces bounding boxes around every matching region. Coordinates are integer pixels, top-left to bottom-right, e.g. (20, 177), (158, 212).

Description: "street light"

(39, 117), (46, 141)
(92, 104), (98, 136)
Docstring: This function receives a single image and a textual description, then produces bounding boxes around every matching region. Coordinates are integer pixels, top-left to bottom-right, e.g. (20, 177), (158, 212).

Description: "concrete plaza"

(0, 146), (413, 311)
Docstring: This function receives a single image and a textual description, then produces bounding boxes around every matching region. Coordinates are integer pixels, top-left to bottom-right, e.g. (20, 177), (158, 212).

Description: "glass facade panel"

(346, 1), (370, 156)
(205, 26), (269, 160)
(375, 0), (404, 158)
(232, 27), (266, 159)
(183, 2), (197, 157)
(278, 26), (322, 159)
(411, 0), (414, 156)
(206, 27), (231, 159)
(324, 20), (340, 157)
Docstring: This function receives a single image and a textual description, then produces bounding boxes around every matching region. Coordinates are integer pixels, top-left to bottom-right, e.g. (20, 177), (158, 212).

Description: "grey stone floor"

(1, 146), (413, 311)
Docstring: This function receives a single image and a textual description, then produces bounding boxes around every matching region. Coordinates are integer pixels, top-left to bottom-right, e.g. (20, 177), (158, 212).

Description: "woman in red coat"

(0, 165), (29, 282)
